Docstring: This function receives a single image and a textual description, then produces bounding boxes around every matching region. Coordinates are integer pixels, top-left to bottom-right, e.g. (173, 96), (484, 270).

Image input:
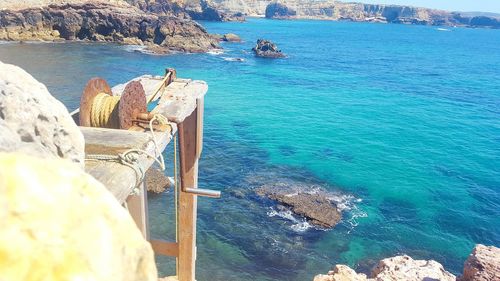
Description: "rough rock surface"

(222, 33), (241, 42)
(0, 2), (219, 54)
(252, 39), (285, 58)
(0, 61), (84, 166)
(460, 244), (500, 281)
(145, 167), (172, 194)
(0, 153), (158, 281)
(255, 183), (341, 228)
(265, 2), (296, 19)
(372, 255), (456, 281)
(314, 255), (456, 281)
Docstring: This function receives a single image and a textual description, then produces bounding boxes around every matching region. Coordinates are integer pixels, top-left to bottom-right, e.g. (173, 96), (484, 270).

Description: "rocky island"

(252, 39), (285, 58)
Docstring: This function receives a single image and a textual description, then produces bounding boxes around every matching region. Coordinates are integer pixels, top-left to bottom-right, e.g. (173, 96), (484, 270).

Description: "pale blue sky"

(354, 0), (500, 13)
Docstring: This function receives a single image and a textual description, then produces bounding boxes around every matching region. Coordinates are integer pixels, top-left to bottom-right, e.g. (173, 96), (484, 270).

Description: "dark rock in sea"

(222, 33), (241, 42)
(265, 2), (297, 19)
(252, 39), (285, 58)
(255, 183), (341, 228)
(0, 2), (220, 54)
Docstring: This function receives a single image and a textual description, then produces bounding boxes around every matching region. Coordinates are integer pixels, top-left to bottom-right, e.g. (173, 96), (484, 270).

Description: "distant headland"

(1, 0), (498, 55)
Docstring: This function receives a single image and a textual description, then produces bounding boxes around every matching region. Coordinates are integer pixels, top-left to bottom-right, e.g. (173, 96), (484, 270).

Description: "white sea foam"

(267, 207), (314, 233)
(123, 45), (147, 53)
(222, 57), (245, 62)
(208, 49), (224, 55)
(436, 28), (451, 32)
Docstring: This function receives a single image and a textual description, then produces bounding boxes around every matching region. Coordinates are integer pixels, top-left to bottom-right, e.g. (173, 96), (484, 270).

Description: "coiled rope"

(90, 93), (121, 128)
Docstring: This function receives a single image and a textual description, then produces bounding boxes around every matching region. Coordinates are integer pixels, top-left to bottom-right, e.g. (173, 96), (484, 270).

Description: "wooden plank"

(126, 181), (149, 239)
(150, 239), (179, 257)
(177, 108), (199, 281)
(82, 126), (175, 203)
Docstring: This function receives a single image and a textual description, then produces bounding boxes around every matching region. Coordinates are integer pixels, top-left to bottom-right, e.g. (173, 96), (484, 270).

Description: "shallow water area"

(1, 18), (499, 281)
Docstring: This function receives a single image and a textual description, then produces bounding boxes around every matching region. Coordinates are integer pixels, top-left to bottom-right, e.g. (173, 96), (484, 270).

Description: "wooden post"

(126, 181), (149, 239)
(177, 98), (203, 281)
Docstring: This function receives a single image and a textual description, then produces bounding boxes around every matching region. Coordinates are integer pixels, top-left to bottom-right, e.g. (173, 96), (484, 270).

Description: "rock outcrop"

(256, 183), (341, 228)
(222, 33), (241, 42)
(460, 244), (500, 281)
(0, 153), (158, 281)
(0, 2), (219, 54)
(252, 39), (285, 58)
(265, 2), (296, 19)
(314, 255), (455, 281)
(0, 61), (85, 166)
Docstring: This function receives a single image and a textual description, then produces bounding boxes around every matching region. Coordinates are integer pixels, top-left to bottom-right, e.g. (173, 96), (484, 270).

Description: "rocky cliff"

(209, 0), (500, 28)
(0, 1), (219, 54)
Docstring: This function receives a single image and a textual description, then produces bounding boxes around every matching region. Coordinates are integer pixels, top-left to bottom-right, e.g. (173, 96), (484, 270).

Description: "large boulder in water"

(256, 182), (341, 228)
(252, 39), (286, 58)
(0, 153), (158, 280)
(460, 244), (500, 281)
(0, 61), (84, 166)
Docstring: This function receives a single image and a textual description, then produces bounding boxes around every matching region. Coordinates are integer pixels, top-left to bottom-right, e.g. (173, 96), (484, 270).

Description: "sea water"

(1, 18), (499, 281)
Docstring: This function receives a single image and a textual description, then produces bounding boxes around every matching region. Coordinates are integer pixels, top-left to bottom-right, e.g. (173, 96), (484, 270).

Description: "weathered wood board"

(83, 126), (176, 203)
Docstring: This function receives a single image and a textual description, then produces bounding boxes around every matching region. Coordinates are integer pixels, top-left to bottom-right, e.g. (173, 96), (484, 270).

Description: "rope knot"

(120, 151), (139, 164)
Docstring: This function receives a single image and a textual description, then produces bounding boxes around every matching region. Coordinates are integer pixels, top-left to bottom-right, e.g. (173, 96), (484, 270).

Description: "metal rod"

(184, 187), (221, 198)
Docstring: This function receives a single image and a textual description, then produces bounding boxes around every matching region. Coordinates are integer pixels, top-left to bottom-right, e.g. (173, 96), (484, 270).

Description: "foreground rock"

(0, 153), (157, 280)
(460, 244), (500, 281)
(256, 183), (341, 228)
(314, 255), (455, 281)
(0, 2), (219, 54)
(252, 39), (285, 58)
(0, 61), (85, 166)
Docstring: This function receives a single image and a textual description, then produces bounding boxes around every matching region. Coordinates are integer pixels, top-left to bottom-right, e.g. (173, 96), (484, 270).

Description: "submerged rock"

(0, 2), (219, 54)
(0, 61), (84, 166)
(0, 153), (158, 281)
(460, 244), (500, 281)
(145, 167), (172, 194)
(252, 39), (285, 58)
(256, 183), (341, 228)
(314, 255), (456, 281)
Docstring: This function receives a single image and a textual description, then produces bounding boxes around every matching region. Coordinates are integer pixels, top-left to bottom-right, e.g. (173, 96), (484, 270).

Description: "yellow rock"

(0, 153), (158, 281)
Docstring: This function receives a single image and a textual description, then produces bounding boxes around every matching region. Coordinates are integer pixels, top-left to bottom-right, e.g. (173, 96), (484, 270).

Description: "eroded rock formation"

(252, 39), (285, 58)
(460, 244), (500, 281)
(314, 255), (456, 281)
(0, 2), (219, 54)
(0, 61), (85, 166)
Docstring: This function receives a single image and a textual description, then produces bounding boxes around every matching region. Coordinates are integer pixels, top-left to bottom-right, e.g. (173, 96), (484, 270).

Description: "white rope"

(85, 113), (174, 194)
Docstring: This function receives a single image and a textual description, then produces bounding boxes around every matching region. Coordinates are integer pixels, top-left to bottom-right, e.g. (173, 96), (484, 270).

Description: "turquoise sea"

(1, 18), (499, 280)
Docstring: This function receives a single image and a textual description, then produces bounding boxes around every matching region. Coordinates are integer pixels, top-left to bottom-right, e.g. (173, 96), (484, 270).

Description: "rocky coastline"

(209, 0), (500, 29)
(314, 244), (500, 281)
(262, 1), (500, 29)
(0, 1), (220, 54)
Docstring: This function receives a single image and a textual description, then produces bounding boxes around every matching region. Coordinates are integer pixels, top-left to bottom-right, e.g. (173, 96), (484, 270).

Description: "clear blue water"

(1, 18), (499, 281)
